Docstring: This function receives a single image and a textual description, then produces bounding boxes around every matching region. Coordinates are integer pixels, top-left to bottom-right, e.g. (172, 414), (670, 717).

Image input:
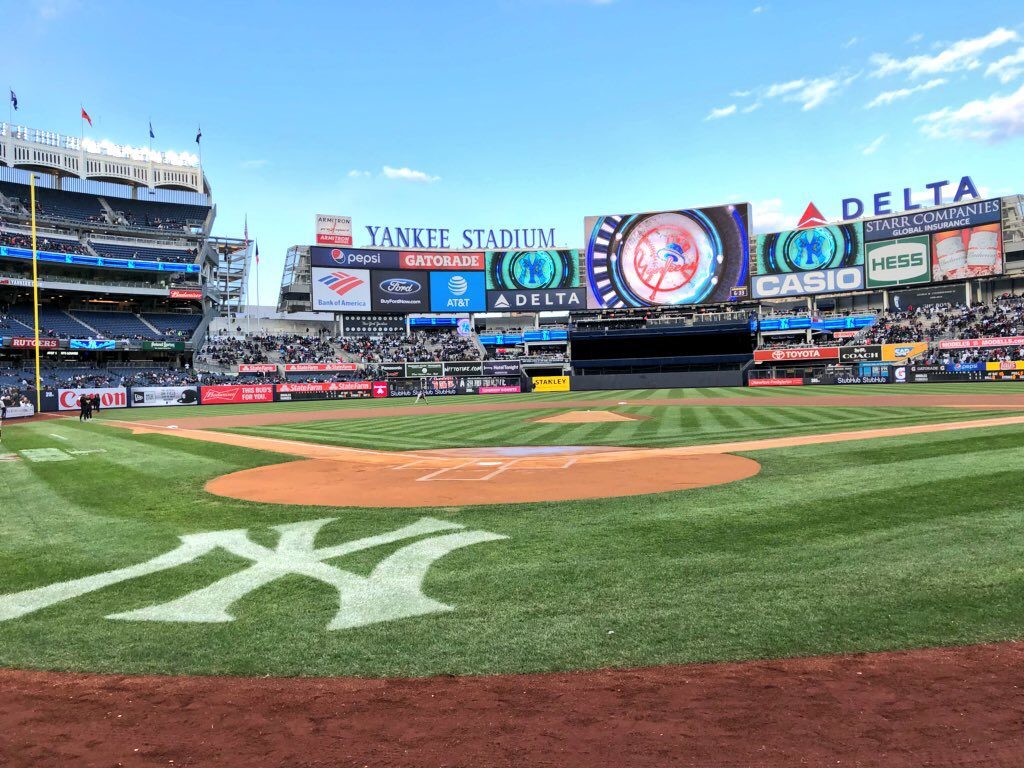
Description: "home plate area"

(204, 444), (762, 508)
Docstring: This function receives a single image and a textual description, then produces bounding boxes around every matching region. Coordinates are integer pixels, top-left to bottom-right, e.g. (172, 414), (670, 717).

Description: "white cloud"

(752, 5), (765, 13)
(382, 165), (440, 183)
(865, 77), (946, 108)
(705, 104), (737, 120)
(986, 46), (1024, 83)
(346, 169), (372, 178)
(844, 36), (860, 49)
(751, 198), (798, 234)
(916, 83), (1024, 142)
(871, 27), (1019, 78)
(240, 159), (268, 169)
(32, 0), (76, 19)
(861, 134), (886, 156)
(906, 32), (923, 44)
(741, 102), (761, 113)
(763, 76), (842, 110)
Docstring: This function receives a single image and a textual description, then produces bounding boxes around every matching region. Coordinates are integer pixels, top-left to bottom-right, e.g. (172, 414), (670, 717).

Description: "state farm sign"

(237, 364), (279, 373)
(58, 387), (128, 411)
(282, 363), (359, 373)
(753, 347), (839, 363)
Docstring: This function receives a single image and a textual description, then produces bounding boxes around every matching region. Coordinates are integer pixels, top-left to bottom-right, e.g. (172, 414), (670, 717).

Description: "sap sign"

(842, 176), (979, 220)
(751, 267), (864, 298)
(429, 271), (486, 312)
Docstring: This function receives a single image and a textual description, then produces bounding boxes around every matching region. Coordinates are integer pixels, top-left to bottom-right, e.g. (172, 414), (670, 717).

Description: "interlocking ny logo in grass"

(0, 518), (506, 630)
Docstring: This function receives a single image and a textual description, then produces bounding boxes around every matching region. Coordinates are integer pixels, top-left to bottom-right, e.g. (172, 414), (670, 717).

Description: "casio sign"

(380, 278), (421, 295)
(751, 267), (864, 298)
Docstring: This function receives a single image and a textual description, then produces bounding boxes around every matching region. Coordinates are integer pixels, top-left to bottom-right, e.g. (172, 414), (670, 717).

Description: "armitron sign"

(316, 214), (353, 246)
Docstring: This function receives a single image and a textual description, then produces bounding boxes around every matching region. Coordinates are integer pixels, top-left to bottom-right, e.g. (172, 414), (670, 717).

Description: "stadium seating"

(89, 241), (196, 263)
(142, 312), (202, 338)
(0, 229), (88, 255)
(68, 310), (162, 340)
(6, 305), (95, 338)
(108, 198), (210, 231)
(0, 182), (106, 223)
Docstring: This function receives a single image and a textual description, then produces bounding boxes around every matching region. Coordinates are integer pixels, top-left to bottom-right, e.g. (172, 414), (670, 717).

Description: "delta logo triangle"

(494, 294), (510, 309)
(797, 203), (827, 229)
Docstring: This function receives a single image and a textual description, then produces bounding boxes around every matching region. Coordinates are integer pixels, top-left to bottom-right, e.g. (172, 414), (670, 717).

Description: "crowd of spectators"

(0, 228), (87, 255)
(862, 295), (1024, 345)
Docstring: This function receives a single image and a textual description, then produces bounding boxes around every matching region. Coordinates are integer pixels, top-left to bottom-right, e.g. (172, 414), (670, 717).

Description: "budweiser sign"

(753, 347), (839, 362)
(11, 337), (59, 349)
(169, 288), (203, 300)
(938, 336), (1024, 350)
(282, 363), (359, 373)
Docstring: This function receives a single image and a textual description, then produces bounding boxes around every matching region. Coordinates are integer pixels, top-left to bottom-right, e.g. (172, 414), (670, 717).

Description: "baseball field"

(2, 383), (1024, 766)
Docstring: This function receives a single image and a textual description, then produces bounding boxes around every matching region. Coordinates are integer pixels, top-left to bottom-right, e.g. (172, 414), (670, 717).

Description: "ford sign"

(380, 278), (421, 295)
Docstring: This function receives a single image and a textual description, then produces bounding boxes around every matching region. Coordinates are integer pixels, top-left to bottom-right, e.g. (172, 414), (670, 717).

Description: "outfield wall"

(569, 371), (744, 391)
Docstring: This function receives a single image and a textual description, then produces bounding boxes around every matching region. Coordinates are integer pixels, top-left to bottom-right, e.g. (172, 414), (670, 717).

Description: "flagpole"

(29, 175), (42, 413)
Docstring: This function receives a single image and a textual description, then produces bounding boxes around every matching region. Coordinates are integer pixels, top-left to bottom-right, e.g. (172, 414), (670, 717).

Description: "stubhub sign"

(429, 271), (486, 312)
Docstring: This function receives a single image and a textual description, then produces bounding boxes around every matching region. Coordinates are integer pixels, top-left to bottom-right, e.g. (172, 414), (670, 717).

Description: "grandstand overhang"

(0, 123), (204, 195)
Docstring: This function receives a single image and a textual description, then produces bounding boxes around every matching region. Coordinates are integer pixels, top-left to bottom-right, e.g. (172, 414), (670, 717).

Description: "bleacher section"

(108, 198), (209, 230)
(0, 230), (88, 255)
(142, 312), (202, 337)
(6, 305), (95, 338)
(69, 310), (161, 340)
(0, 181), (107, 223)
(89, 241), (195, 264)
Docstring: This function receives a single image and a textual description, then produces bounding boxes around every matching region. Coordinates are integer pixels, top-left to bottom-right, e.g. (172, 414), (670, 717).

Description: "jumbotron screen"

(584, 204), (750, 308)
(485, 249), (581, 290)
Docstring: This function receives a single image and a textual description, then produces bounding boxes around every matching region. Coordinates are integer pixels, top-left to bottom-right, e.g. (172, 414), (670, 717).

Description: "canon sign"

(58, 388), (128, 411)
(751, 267), (864, 299)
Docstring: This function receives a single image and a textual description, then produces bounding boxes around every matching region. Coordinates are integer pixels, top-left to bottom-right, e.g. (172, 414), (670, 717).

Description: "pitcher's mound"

(533, 410), (639, 424)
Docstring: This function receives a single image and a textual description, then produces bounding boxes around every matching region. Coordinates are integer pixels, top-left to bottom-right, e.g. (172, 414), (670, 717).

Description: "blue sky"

(5, 0), (1024, 303)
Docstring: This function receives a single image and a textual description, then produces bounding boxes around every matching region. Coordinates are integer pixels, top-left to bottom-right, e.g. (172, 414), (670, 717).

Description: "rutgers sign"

(58, 388), (128, 411)
(12, 337), (59, 349)
(753, 347), (839, 363)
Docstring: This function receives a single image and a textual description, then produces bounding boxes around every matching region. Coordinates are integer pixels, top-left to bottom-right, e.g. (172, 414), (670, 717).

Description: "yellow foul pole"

(29, 175), (41, 412)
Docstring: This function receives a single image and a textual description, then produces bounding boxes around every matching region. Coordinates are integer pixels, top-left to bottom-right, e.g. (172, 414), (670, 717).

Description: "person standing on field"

(79, 395), (89, 422)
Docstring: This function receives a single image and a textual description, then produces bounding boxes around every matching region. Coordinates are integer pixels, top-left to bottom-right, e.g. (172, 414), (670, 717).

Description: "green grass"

(0, 383), (1022, 678)
(221, 404), (1020, 451)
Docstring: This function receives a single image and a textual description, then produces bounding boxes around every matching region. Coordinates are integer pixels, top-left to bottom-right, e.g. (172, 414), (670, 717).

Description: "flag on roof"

(9, 90), (17, 111)
(81, 106), (92, 127)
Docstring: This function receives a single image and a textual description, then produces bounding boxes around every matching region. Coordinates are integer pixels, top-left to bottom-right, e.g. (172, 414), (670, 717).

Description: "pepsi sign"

(371, 270), (430, 312)
(310, 246), (400, 269)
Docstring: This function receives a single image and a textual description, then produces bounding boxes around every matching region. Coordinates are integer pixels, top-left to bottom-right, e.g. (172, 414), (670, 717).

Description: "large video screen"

(485, 249), (581, 290)
(752, 223), (864, 299)
(584, 204), (750, 308)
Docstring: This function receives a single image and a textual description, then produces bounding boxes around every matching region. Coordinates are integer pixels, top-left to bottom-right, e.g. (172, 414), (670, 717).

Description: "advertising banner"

(311, 267), (372, 312)
(833, 330), (860, 339)
(379, 362), (406, 378)
(809, 373), (891, 385)
(483, 360), (522, 376)
(70, 339), (116, 350)
(388, 376), (460, 397)
(531, 375), (570, 392)
(485, 249), (581, 290)
(486, 288), (587, 311)
(275, 381), (372, 401)
(864, 235), (931, 288)
(863, 198), (1002, 242)
(168, 288), (203, 300)
(2, 403), (35, 419)
(315, 214), (353, 246)
(887, 283), (969, 311)
(443, 361), (483, 375)
(748, 378), (804, 387)
(753, 347), (839, 362)
(753, 222), (864, 299)
(370, 270), (430, 312)
(838, 345), (883, 363)
(905, 366), (983, 383)
(585, 204), (750, 308)
(429, 271), (486, 312)
(341, 313), (406, 335)
(400, 251), (484, 270)
(282, 362), (359, 373)
(986, 361), (1024, 371)
(477, 384), (522, 394)
(881, 342), (929, 361)
(12, 337), (59, 349)
(372, 381), (389, 398)
(58, 387), (128, 411)
(238, 363), (279, 373)
(311, 247), (400, 270)
(131, 386), (199, 407)
(931, 224), (1003, 281)
(405, 362), (445, 377)
(143, 341), (185, 351)
(938, 335), (1024, 350)
(199, 384), (274, 405)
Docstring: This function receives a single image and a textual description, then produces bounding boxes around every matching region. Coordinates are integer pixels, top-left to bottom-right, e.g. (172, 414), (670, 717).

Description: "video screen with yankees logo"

(485, 249), (581, 290)
(584, 204), (750, 308)
(752, 223), (864, 299)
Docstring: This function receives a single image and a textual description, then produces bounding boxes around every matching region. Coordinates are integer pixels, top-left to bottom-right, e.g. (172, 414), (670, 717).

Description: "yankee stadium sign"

(365, 225), (557, 250)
